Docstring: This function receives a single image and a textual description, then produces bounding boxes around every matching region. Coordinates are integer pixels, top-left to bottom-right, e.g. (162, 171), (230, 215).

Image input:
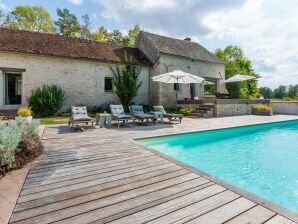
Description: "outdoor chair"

(69, 106), (94, 130)
(130, 105), (156, 125)
(110, 105), (135, 128)
(153, 106), (183, 123)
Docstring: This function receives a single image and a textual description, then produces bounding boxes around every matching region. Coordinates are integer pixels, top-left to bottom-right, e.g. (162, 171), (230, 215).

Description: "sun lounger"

(130, 105), (156, 125)
(153, 106), (183, 123)
(69, 106), (94, 130)
(110, 105), (135, 128)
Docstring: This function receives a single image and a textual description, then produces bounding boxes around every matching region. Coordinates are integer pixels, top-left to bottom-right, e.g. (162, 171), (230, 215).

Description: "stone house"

(0, 28), (225, 115)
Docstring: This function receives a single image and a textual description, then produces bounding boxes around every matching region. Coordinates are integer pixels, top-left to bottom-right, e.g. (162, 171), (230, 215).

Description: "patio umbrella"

(152, 70), (205, 109)
(224, 74), (256, 83)
(203, 80), (215, 85)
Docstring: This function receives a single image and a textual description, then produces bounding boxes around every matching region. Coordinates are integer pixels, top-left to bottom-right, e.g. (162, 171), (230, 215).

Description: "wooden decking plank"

(18, 163), (176, 203)
(10, 174), (200, 223)
(28, 151), (151, 174)
(92, 182), (215, 224)
(265, 215), (296, 224)
(30, 149), (144, 170)
(144, 190), (239, 224)
(11, 169), (192, 222)
(225, 205), (276, 224)
(14, 165), (184, 212)
(101, 185), (226, 224)
(24, 155), (162, 184)
(26, 154), (152, 178)
(185, 197), (256, 224)
(23, 157), (164, 187)
(21, 159), (171, 195)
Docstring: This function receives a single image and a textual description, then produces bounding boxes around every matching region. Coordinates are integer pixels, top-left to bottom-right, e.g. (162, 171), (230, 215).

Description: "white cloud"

(93, 0), (298, 88)
(94, 0), (245, 36)
(200, 0), (298, 88)
(67, 0), (84, 5)
(0, 0), (9, 11)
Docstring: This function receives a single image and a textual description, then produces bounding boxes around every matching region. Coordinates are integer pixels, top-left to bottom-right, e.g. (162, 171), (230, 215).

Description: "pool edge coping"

(130, 118), (298, 223)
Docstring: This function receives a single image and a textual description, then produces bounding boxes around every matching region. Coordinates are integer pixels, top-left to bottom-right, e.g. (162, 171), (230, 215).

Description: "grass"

(40, 114), (96, 125)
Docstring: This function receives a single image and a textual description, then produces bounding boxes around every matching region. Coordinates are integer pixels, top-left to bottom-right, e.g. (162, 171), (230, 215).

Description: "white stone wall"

(271, 102), (298, 115)
(150, 54), (225, 107)
(0, 52), (150, 110)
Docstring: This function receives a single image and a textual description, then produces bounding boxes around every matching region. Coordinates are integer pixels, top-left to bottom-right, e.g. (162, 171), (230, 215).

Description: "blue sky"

(1, 0), (298, 88)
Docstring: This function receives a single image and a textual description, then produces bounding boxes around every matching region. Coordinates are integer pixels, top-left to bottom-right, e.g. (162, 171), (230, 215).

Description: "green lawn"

(40, 114), (96, 125)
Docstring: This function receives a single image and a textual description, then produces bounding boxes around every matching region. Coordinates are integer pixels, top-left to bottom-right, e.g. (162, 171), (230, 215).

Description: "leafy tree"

(91, 26), (110, 42)
(0, 10), (5, 26)
(273, 85), (287, 99)
(3, 6), (55, 33)
(124, 24), (141, 47)
(80, 14), (91, 39)
(110, 56), (142, 111)
(259, 87), (273, 99)
(55, 8), (80, 37)
(93, 24), (141, 47)
(215, 45), (259, 99)
(107, 30), (124, 45)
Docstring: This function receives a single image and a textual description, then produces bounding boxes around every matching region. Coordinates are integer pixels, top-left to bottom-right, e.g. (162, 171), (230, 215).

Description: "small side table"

(96, 113), (112, 128)
(150, 112), (164, 123)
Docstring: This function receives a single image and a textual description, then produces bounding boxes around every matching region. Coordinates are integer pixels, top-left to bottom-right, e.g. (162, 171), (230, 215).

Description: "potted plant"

(252, 105), (273, 116)
(17, 106), (33, 123)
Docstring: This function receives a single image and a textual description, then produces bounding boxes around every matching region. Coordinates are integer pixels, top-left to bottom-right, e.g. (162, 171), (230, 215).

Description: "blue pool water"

(138, 120), (298, 213)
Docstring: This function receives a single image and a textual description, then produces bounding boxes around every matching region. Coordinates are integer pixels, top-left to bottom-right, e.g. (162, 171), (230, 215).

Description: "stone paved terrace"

(9, 115), (298, 223)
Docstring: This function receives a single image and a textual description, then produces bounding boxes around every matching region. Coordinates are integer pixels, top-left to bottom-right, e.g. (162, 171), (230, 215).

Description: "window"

(104, 77), (113, 92)
(174, 83), (180, 91)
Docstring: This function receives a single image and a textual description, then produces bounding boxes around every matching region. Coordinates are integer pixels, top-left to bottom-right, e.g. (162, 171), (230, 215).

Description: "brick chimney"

(184, 37), (191, 41)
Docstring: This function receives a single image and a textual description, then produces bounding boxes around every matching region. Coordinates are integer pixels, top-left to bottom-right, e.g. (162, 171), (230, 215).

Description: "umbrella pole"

(175, 77), (178, 113)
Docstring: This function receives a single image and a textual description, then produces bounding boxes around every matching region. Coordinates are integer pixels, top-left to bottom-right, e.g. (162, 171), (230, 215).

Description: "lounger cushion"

(113, 114), (133, 119)
(110, 105), (125, 116)
(71, 106), (92, 121)
(72, 114), (92, 121)
(153, 106), (182, 117)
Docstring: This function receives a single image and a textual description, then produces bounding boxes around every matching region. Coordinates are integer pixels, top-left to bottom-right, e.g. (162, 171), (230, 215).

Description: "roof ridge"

(0, 27), (132, 49)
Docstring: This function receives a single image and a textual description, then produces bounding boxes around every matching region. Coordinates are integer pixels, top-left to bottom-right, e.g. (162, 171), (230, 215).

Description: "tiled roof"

(0, 28), (151, 66)
(140, 31), (225, 64)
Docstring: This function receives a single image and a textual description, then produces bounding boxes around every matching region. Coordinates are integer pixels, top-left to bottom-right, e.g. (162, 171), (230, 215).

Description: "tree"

(91, 26), (110, 42)
(110, 56), (142, 111)
(259, 87), (273, 99)
(124, 24), (141, 47)
(80, 14), (91, 39)
(107, 30), (124, 45)
(55, 8), (80, 37)
(273, 85), (287, 99)
(3, 6), (55, 33)
(215, 45), (259, 99)
(0, 10), (5, 26)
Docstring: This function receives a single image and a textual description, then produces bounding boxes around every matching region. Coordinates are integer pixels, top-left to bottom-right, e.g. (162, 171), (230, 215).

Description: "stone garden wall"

(214, 99), (270, 117)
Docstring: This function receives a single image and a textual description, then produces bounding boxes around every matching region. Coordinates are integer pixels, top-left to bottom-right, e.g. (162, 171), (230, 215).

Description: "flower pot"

(252, 110), (273, 116)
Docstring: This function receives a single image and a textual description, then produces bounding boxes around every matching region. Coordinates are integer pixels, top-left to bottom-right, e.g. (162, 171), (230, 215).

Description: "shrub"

(179, 108), (193, 116)
(0, 121), (23, 167)
(110, 59), (142, 111)
(0, 120), (42, 178)
(253, 105), (272, 111)
(17, 106), (32, 117)
(28, 84), (65, 117)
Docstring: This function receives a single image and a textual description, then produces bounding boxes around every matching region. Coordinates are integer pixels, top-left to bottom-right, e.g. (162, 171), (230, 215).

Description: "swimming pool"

(138, 120), (298, 213)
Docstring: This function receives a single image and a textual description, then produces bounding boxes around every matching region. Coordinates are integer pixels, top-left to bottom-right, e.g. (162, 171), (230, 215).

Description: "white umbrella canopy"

(151, 70), (205, 84)
(152, 70), (205, 110)
(224, 74), (256, 83)
(203, 80), (215, 85)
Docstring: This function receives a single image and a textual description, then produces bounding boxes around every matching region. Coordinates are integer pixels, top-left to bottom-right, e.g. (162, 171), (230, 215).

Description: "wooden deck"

(9, 116), (298, 223)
